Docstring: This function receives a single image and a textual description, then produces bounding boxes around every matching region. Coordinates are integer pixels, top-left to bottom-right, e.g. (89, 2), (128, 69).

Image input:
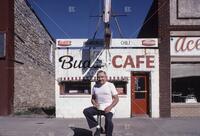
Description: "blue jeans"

(83, 106), (114, 136)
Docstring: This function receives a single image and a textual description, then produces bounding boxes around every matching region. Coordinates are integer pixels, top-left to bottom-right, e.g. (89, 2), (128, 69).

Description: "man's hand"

(93, 102), (99, 109)
(104, 106), (112, 113)
(104, 95), (119, 113)
(91, 95), (99, 108)
(91, 95), (99, 109)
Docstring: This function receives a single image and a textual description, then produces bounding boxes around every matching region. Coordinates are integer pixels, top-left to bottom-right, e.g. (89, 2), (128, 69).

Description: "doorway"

(131, 72), (150, 116)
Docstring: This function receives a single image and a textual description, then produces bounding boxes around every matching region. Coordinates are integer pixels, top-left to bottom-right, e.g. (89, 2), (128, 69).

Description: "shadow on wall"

(70, 127), (92, 136)
(82, 39), (104, 79)
(137, 0), (158, 38)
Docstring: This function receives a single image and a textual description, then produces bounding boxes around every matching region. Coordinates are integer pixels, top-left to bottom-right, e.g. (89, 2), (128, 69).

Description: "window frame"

(59, 80), (91, 95)
(111, 80), (128, 95)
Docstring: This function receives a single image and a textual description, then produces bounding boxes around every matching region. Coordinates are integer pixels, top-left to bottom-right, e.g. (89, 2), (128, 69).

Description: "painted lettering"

(196, 39), (200, 50)
(136, 56), (144, 68)
(146, 56), (155, 68)
(123, 55), (135, 68)
(82, 60), (90, 68)
(73, 60), (81, 68)
(112, 55), (123, 68)
(187, 40), (195, 51)
(58, 55), (101, 69)
(175, 37), (200, 52)
(121, 40), (131, 45)
(175, 37), (187, 52)
(112, 55), (155, 69)
(59, 55), (73, 69)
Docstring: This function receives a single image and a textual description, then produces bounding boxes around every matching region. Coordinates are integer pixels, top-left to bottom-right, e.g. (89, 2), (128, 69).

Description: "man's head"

(97, 70), (107, 85)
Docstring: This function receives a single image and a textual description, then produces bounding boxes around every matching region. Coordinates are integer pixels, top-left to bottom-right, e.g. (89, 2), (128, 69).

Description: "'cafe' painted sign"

(58, 54), (155, 70)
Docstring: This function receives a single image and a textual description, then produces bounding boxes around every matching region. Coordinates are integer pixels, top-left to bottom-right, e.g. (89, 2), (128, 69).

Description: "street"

(0, 116), (200, 136)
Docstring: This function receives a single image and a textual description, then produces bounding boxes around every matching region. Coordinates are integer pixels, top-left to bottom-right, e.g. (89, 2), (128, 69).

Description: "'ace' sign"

(170, 37), (200, 56)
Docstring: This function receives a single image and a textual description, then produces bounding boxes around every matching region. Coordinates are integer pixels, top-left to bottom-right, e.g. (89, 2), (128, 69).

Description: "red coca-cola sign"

(171, 37), (200, 56)
(57, 40), (72, 46)
(142, 40), (156, 46)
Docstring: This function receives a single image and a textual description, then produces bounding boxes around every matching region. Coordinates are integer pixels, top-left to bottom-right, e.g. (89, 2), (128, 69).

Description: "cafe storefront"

(171, 37), (200, 116)
(55, 39), (160, 118)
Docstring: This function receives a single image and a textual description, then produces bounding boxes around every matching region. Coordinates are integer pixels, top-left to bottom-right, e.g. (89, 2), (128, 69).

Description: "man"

(83, 70), (119, 136)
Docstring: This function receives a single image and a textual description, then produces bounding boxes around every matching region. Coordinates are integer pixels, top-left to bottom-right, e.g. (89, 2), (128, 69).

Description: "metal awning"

(171, 63), (200, 78)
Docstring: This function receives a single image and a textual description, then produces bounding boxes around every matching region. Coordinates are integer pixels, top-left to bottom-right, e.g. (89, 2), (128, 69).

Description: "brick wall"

(14, 0), (55, 112)
(0, 0), (14, 115)
(137, 0), (171, 117)
(158, 0), (171, 117)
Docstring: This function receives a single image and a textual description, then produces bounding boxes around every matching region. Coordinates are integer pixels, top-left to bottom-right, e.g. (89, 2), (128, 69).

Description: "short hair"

(97, 70), (107, 76)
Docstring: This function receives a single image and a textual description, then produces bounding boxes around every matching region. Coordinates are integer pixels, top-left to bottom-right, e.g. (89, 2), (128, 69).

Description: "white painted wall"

(55, 39), (159, 118)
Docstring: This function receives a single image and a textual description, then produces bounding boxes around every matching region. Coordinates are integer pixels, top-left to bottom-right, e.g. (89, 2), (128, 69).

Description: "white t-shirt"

(92, 82), (118, 112)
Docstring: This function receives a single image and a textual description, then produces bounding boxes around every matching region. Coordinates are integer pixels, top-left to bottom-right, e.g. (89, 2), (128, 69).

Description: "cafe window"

(0, 32), (6, 57)
(172, 77), (200, 103)
(60, 81), (91, 95)
(111, 81), (127, 95)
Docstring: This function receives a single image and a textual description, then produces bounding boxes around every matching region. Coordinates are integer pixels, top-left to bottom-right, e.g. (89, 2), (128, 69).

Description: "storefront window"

(112, 81), (127, 95)
(60, 81), (91, 95)
(172, 77), (200, 103)
(0, 32), (6, 57)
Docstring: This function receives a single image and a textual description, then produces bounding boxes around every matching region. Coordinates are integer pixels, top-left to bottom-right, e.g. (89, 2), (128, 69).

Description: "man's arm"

(104, 94), (119, 113)
(91, 94), (99, 108)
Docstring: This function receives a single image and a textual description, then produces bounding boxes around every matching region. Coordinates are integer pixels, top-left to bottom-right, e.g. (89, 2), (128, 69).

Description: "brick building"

(169, 0), (200, 117)
(0, 0), (14, 116)
(0, 0), (55, 115)
(140, 0), (200, 117)
(139, 0), (171, 117)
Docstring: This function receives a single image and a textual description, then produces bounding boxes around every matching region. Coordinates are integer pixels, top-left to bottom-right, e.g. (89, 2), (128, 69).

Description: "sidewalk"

(0, 116), (200, 136)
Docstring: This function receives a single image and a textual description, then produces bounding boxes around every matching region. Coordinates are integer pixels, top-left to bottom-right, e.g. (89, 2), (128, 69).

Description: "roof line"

(24, 0), (56, 43)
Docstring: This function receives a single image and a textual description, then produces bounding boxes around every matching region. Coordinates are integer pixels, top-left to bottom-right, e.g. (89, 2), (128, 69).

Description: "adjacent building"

(170, 0), (200, 117)
(0, 0), (55, 115)
(0, 0), (14, 116)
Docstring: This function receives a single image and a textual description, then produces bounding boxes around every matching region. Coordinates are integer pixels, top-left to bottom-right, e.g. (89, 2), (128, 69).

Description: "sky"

(27, 0), (153, 39)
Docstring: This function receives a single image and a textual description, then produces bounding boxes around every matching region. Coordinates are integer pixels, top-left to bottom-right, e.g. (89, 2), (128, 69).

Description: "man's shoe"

(94, 128), (101, 136)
